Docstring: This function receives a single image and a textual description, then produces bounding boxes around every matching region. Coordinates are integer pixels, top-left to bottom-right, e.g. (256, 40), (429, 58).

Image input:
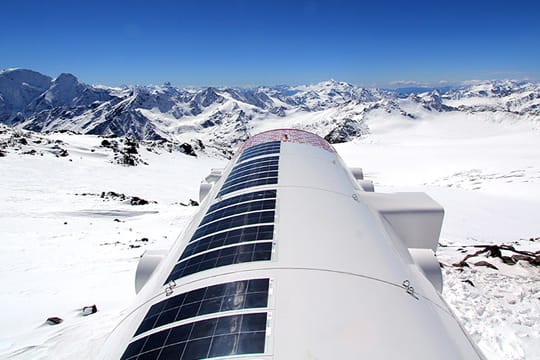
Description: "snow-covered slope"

(0, 101), (539, 360)
(1, 69), (538, 155)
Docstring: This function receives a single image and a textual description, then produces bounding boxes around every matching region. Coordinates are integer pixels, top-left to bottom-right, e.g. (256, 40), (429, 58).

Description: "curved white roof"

(100, 129), (485, 359)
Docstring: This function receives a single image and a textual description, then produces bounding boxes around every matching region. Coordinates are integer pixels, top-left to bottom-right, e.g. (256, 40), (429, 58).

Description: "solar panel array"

(120, 141), (282, 359)
(237, 141), (280, 162)
(121, 313), (268, 360)
(163, 156), (280, 285)
(165, 243), (273, 284)
(180, 225), (274, 260)
(217, 142), (281, 197)
(191, 210), (275, 242)
(135, 279), (269, 336)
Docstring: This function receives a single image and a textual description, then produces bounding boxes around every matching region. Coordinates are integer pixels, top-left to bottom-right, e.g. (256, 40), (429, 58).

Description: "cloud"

(389, 80), (428, 86)
(460, 79), (488, 85)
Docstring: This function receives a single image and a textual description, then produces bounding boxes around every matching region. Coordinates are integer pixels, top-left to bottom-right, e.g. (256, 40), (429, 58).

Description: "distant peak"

(0, 68), (52, 79)
(54, 73), (79, 83)
(318, 79), (352, 88)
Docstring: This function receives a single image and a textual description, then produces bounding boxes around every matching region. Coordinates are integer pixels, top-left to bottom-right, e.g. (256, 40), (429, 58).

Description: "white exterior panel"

(100, 129), (485, 360)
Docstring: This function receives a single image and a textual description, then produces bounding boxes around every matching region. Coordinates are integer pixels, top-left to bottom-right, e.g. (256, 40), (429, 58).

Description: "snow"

(0, 107), (539, 359)
(334, 111), (540, 359)
(0, 133), (224, 359)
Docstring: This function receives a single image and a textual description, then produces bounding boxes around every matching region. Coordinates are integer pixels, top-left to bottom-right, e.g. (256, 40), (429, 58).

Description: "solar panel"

(199, 199), (276, 227)
(181, 225), (274, 260)
(207, 190), (276, 215)
(225, 164), (279, 183)
(228, 156), (279, 176)
(121, 313), (268, 360)
(191, 210), (275, 242)
(238, 142), (281, 162)
(134, 279), (270, 336)
(218, 177), (278, 197)
(222, 170), (279, 189)
(229, 159), (279, 177)
(238, 147), (280, 162)
(165, 242), (273, 284)
(239, 141), (280, 156)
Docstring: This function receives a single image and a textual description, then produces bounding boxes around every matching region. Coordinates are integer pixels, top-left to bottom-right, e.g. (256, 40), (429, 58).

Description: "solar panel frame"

(121, 313), (268, 360)
(207, 190), (276, 215)
(238, 141), (280, 156)
(238, 147), (280, 162)
(225, 164), (279, 184)
(218, 177), (278, 197)
(134, 279), (270, 337)
(223, 169), (279, 188)
(165, 242), (273, 284)
(228, 156), (279, 175)
(237, 144), (281, 162)
(181, 225), (274, 260)
(191, 210), (275, 242)
(199, 199), (276, 227)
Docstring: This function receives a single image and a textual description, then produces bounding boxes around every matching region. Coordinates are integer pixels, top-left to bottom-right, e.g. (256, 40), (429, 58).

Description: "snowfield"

(0, 108), (539, 359)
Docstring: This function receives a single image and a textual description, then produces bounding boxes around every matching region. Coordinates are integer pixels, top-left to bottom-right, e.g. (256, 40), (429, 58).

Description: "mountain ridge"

(1, 69), (538, 153)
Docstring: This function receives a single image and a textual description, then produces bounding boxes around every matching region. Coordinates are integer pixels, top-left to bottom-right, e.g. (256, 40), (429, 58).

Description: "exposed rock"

(324, 118), (368, 144)
(46, 317), (63, 325)
(474, 261), (499, 270)
(98, 191), (156, 205)
(82, 304), (98, 316)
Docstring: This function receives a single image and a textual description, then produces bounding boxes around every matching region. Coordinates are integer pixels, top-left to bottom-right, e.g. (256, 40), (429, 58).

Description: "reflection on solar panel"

(134, 279), (269, 336)
(240, 140), (279, 153)
(218, 178), (278, 197)
(192, 210), (275, 242)
(238, 141), (281, 162)
(207, 190), (277, 215)
(199, 200), (276, 227)
(229, 156), (279, 176)
(181, 225), (274, 260)
(121, 313), (267, 360)
(223, 170), (279, 189)
(225, 164), (279, 184)
(165, 242), (273, 284)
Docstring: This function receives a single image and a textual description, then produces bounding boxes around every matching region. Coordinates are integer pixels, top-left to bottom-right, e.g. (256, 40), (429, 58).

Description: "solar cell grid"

(238, 148), (280, 162)
(199, 199), (275, 228)
(218, 177), (278, 197)
(165, 242), (273, 284)
(223, 170), (279, 189)
(207, 190), (276, 214)
(134, 279), (270, 336)
(238, 145), (281, 162)
(225, 164), (279, 183)
(182, 225), (274, 259)
(239, 141), (280, 156)
(192, 210), (275, 241)
(121, 313), (267, 360)
(229, 156), (278, 175)
(230, 157), (279, 175)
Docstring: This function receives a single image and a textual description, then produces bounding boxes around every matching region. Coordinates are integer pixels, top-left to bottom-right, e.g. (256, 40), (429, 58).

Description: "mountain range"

(1, 68), (538, 154)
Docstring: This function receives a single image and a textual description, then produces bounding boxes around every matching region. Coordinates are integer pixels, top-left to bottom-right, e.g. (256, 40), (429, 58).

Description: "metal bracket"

(402, 280), (419, 300)
(165, 280), (177, 296)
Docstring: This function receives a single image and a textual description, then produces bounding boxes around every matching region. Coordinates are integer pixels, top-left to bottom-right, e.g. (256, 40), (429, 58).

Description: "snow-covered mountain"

(1, 69), (538, 154)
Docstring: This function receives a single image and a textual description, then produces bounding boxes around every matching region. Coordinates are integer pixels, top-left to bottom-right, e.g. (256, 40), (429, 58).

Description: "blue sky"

(1, 0), (539, 87)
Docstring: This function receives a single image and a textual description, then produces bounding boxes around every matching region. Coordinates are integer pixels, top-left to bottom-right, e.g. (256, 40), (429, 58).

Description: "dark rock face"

(180, 143), (197, 157)
(324, 118), (368, 144)
(452, 243), (540, 269)
(421, 90), (455, 112)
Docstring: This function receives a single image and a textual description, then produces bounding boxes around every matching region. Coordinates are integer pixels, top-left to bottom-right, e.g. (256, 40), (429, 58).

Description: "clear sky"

(1, 0), (539, 87)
